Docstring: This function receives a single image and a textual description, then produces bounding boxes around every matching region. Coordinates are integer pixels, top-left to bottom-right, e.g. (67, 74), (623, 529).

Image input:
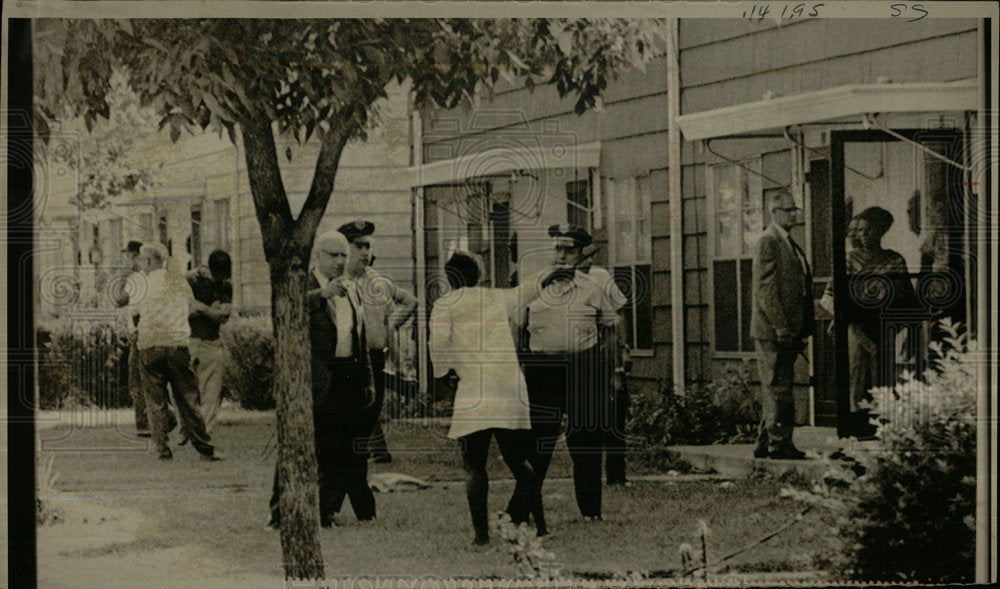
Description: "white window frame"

(707, 158), (764, 358)
(606, 173), (654, 354)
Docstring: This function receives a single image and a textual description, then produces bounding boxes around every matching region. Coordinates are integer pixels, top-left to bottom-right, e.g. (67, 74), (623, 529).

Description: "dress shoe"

(158, 449), (173, 461)
(582, 515), (603, 523)
(200, 452), (224, 462)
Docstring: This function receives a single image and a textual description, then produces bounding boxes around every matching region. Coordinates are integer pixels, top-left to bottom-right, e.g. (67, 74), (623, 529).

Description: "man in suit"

(268, 230), (377, 528)
(751, 192), (814, 460)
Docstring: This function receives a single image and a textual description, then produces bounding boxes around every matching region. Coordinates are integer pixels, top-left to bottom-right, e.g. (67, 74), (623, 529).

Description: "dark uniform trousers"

(362, 348), (389, 456)
(269, 360), (377, 524)
(518, 346), (611, 519)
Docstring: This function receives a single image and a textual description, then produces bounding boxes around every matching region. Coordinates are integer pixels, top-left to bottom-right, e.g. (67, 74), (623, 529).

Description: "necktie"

(347, 288), (362, 362)
(786, 237), (805, 272)
(788, 237), (810, 297)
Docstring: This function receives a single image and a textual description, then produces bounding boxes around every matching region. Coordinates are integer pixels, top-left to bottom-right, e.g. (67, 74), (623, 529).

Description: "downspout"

(411, 101), (429, 398)
(975, 17), (994, 586)
(667, 18), (685, 394)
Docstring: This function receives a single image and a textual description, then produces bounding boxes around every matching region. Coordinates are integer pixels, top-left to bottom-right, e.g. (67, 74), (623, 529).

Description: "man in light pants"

(187, 249), (233, 434)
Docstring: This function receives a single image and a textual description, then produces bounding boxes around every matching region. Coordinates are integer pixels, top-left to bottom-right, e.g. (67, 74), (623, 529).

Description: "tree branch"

(293, 125), (351, 250)
(241, 109), (295, 262)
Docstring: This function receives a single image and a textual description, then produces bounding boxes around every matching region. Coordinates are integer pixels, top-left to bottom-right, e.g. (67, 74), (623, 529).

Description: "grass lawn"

(37, 408), (835, 587)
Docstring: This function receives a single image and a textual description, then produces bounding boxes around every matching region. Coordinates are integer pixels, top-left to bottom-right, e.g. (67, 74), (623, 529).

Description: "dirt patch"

(37, 496), (282, 588)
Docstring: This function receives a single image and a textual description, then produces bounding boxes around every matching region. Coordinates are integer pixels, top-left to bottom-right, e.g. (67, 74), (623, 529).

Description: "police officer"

(337, 220), (418, 464)
(519, 224), (624, 521)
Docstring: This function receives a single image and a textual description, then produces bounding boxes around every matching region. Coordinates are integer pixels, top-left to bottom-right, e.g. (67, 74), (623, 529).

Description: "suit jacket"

(750, 223), (815, 342)
(307, 274), (375, 408)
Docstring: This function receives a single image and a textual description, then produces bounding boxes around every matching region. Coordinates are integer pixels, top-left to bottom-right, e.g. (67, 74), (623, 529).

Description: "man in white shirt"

(519, 224), (624, 522)
(135, 243), (220, 462)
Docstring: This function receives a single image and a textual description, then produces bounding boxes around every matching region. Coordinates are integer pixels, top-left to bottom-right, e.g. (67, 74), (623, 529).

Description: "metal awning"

(677, 82), (979, 140)
(409, 141), (602, 187)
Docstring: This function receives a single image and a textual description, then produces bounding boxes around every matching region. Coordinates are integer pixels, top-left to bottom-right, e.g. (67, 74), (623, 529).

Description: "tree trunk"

(240, 112), (324, 580)
(271, 266), (324, 580)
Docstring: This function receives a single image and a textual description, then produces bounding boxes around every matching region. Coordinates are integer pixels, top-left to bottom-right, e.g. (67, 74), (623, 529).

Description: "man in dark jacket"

(750, 192), (815, 460)
(187, 249), (233, 435)
(267, 231), (378, 528)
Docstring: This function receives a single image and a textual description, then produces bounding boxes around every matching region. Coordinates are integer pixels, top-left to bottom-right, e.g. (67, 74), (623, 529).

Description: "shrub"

(36, 321), (131, 410)
(221, 314), (275, 410)
(782, 319), (977, 583)
(627, 365), (759, 449)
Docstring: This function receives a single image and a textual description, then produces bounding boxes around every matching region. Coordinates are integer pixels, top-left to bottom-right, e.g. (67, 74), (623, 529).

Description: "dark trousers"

(269, 361), (376, 524)
(754, 339), (797, 451)
(521, 347), (610, 519)
(128, 335), (149, 433)
(363, 349), (390, 457)
(605, 384), (629, 484)
(139, 345), (214, 458)
(461, 428), (546, 541)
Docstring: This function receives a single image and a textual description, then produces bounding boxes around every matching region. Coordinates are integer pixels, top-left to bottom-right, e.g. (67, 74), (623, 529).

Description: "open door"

(827, 129), (969, 437)
(807, 156), (838, 427)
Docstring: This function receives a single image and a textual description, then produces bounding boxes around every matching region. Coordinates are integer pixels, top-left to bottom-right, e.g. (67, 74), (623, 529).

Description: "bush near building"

(783, 320), (977, 583)
(36, 322), (131, 410)
(627, 364), (759, 449)
(220, 314), (276, 411)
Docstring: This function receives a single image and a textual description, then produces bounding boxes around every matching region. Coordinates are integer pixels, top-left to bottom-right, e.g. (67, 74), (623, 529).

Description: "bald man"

(268, 231), (377, 528)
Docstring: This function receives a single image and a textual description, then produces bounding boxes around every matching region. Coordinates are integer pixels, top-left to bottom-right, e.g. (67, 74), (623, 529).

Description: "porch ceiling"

(677, 81), (979, 141)
(409, 141), (602, 187)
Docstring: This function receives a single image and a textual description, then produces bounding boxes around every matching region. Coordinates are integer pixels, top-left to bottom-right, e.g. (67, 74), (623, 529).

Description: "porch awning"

(677, 82), (979, 141)
(409, 141), (602, 187)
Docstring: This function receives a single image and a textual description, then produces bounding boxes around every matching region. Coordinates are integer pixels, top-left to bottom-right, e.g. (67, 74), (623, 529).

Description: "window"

(214, 199), (229, 252)
(109, 218), (123, 265)
(138, 212), (153, 243)
(157, 210), (168, 246)
(190, 204), (202, 269)
(710, 161), (764, 353)
(566, 179), (591, 231)
(607, 175), (653, 352)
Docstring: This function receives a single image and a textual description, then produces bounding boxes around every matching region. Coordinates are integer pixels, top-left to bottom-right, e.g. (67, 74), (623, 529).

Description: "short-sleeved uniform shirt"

(353, 266), (403, 352)
(186, 267), (233, 341)
(526, 268), (622, 353)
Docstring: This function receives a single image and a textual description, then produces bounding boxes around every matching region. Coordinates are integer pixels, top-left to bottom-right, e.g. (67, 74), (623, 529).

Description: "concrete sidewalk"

(669, 426), (881, 478)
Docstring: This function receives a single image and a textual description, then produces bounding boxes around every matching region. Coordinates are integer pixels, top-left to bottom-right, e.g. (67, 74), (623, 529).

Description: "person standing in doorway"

(750, 192), (814, 460)
(338, 220), (418, 464)
(187, 249), (233, 435)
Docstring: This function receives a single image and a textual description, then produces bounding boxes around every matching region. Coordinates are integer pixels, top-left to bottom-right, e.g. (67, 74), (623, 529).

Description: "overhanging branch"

(294, 125), (351, 251)
(241, 110), (294, 260)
